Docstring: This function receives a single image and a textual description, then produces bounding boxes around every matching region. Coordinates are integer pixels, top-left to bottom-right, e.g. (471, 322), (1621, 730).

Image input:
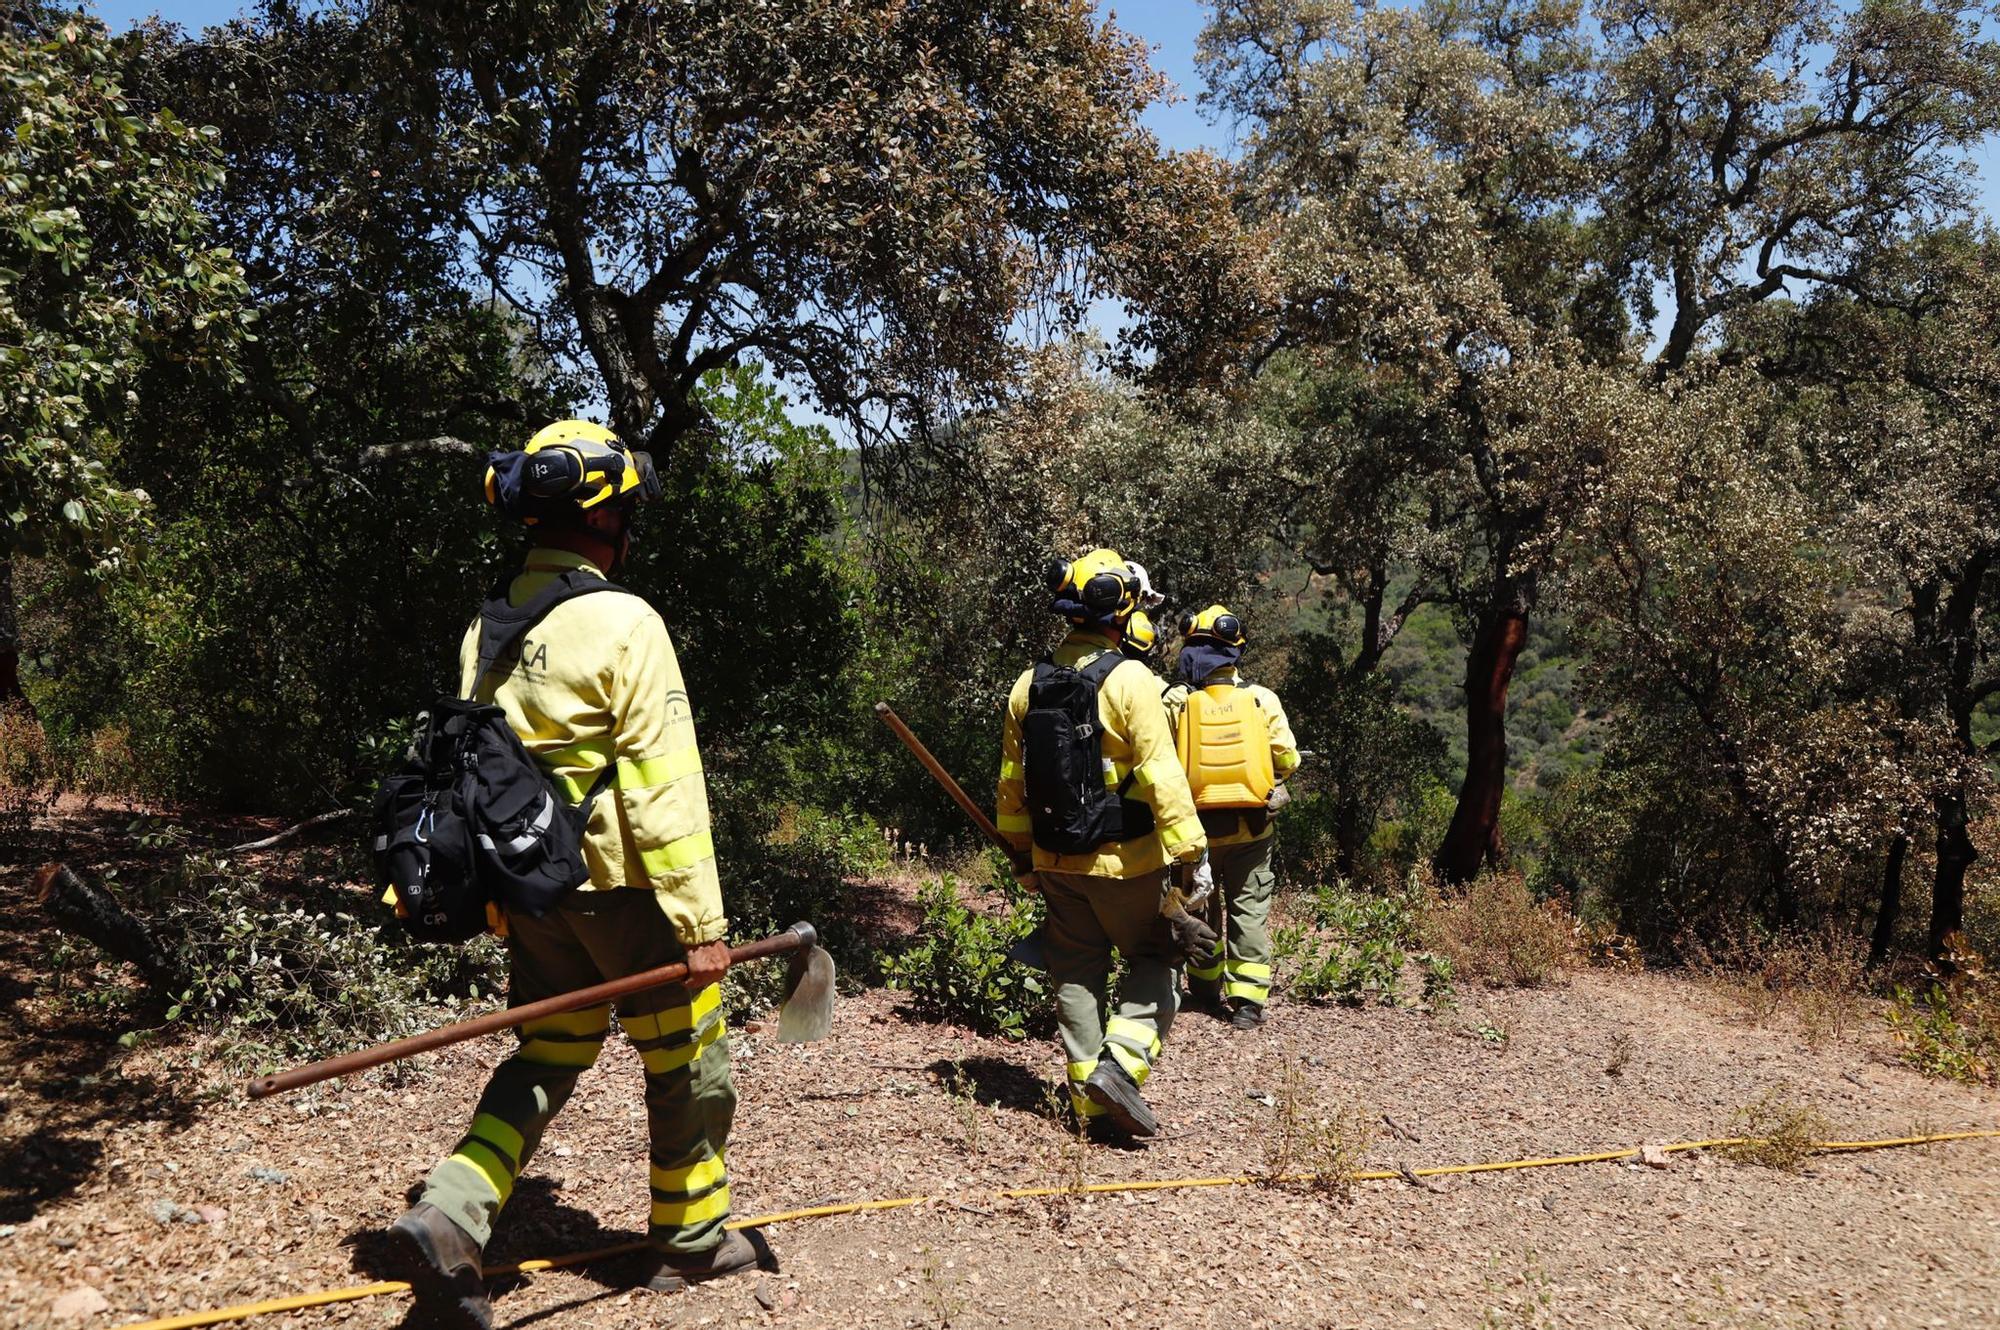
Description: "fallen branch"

(222, 807), (356, 854)
(35, 863), (185, 996)
(360, 435), (485, 465)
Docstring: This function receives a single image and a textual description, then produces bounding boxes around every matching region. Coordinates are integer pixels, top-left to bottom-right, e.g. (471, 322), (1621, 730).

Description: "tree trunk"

(1868, 833), (1907, 968)
(1434, 592), (1530, 885)
(1928, 549), (1990, 969)
(0, 550), (23, 708)
(1930, 796), (1975, 966)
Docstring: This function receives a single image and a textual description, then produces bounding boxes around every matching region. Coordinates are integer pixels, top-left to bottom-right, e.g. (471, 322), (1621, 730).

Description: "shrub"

(0, 704), (61, 837)
(1260, 1052), (1376, 1199)
(1886, 944), (1998, 1086)
(1427, 871), (1577, 988)
(1718, 1088), (1832, 1171)
(1681, 926), (1869, 1044)
(95, 850), (507, 1072)
(710, 799), (889, 1022)
(881, 875), (1052, 1039)
(1274, 878), (1438, 1007)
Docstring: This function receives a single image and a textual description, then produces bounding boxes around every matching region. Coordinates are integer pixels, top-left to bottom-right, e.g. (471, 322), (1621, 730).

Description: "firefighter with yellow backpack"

(1165, 605), (1302, 1030)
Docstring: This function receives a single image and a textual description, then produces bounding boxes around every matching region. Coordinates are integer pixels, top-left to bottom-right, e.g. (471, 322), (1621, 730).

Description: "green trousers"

(1041, 869), (1179, 1119)
(1186, 834), (1276, 1007)
(417, 889), (736, 1254)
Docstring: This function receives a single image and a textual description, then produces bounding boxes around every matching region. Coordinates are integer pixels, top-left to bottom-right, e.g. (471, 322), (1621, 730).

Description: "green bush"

(1272, 878), (1442, 1007)
(1886, 948), (1998, 1086)
(106, 849), (506, 1072)
(881, 875), (1052, 1039)
(716, 799), (889, 1020)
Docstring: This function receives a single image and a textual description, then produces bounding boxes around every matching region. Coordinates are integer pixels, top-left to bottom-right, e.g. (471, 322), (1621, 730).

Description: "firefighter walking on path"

(387, 421), (766, 1330)
(1166, 605), (1302, 1030)
(995, 548), (1210, 1139)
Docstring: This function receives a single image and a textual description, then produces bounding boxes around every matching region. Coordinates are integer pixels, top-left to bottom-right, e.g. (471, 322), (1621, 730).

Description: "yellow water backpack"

(1176, 683), (1275, 810)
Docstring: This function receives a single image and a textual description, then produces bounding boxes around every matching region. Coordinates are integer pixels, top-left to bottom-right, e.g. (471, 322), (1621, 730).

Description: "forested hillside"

(5, 3), (2000, 1326)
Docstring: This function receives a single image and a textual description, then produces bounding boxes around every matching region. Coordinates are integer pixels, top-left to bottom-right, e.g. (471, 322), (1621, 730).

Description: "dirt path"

(3, 932), (1997, 1330)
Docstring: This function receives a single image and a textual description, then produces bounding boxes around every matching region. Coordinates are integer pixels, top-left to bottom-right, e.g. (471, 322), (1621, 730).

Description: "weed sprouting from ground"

(1427, 871), (1578, 989)
(1604, 1031), (1634, 1077)
(943, 1061), (987, 1154)
(1480, 1253), (1560, 1330)
(1719, 1088), (1832, 1171)
(1260, 1049), (1376, 1199)
(917, 1241), (968, 1328)
(1034, 1081), (1090, 1225)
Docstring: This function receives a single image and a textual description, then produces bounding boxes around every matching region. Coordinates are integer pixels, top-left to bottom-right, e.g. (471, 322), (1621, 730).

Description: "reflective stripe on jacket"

(1164, 668), (1302, 847)
(996, 628), (1207, 878)
(458, 547), (726, 945)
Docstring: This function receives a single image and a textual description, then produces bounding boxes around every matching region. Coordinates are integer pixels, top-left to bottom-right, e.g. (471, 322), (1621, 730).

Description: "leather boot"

(1082, 1060), (1158, 1139)
(1230, 1000), (1267, 1030)
(386, 1203), (490, 1330)
(638, 1229), (770, 1292)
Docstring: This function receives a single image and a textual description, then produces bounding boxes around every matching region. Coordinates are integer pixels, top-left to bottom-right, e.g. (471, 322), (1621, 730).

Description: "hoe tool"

(246, 922), (834, 1100)
(872, 702), (1217, 969)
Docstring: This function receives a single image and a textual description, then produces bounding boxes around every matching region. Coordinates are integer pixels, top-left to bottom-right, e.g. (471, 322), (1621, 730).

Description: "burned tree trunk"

(1868, 833), (1907, 969)
(1434, 586), (1531, 885)
(35, 864), (185, 997)
(0, 552), (24, 709)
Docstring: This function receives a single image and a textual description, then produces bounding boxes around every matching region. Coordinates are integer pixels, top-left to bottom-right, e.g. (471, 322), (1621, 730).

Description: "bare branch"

(361, 436), (485, 464)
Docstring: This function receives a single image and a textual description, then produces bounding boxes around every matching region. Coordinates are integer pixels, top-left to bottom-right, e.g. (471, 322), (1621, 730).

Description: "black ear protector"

(1213, 613), (1243, 644)
(1177, 608), (1196, 638)
(1045, 558), (1072, 592)
(1081, 568), (1134, 612)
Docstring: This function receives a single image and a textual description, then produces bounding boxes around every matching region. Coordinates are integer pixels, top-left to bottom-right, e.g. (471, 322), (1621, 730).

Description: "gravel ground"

(3, 839), (1997, 1328)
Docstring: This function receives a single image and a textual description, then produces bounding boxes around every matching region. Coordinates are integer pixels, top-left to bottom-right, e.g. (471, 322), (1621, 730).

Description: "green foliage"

(1886, 950), (1999, 1087)
(0, 8), (251, 565)
(715, 798), (888, 1020)
(881, 875), (1051, 1040)
(1277, 630), (1451, 884)
(1272, 879), (1439, 1007)
(108, 849), (504, 1070)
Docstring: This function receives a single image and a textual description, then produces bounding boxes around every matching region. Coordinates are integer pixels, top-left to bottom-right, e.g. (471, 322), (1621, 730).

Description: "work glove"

(1266, 781), (1292, 814)
(1010, 854), (1041, 895)
(1160, 876), (1219, 969)
(1163, 898), (1219, 970)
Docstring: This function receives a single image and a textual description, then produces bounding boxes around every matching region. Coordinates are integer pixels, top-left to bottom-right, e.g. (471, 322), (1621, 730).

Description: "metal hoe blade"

(776, 943), (836, 1042)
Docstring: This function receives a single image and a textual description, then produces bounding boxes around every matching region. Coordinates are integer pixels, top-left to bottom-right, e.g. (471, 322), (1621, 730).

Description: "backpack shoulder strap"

(468, 570), (632, 699)
(1079, 650), (1125, 687)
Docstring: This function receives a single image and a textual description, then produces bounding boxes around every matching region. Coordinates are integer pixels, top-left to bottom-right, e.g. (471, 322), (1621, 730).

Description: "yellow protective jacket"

(996, 629), (1207, 878)
(1164, 668), (1302, 847)
(459, 547), (726, 945)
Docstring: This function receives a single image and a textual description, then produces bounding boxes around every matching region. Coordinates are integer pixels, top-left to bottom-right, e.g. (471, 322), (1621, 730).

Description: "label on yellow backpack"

(1177, 684), (1275, 809)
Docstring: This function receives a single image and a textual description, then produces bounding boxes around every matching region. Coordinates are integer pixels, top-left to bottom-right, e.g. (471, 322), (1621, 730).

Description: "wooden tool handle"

(245, 924), (814, 1100)
(873, 702), (1017, 858)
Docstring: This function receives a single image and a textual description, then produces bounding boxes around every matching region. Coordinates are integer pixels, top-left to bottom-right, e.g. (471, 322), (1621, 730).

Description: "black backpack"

(1021, 650), (1157, 855)
(371, 570), (630, 942)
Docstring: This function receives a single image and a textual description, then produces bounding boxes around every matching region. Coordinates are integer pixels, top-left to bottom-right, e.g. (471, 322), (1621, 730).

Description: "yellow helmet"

(1178, 603), (1247, 648)
(1045, 547), (1140, 624)
(484, 419), (660, 524)
(1122, 610), (1165, 664)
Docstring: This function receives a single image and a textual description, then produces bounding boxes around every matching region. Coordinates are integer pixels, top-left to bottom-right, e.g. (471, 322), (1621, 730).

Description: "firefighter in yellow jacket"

(995, 549), (1208, 1138)
(388, 422), (762, 1330)
(1165, 606), (1302, 1030)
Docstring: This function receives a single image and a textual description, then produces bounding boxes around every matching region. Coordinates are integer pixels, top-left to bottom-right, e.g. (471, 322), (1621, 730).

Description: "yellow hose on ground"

(116, 1129), (2000, 1330)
